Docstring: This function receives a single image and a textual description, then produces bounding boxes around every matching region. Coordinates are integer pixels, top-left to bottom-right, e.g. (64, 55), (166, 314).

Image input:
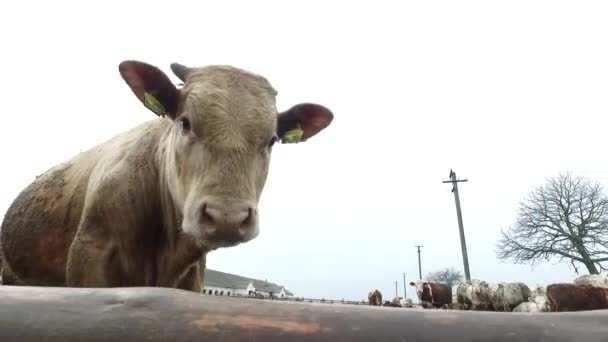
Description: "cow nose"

(201, 203), (253, 228)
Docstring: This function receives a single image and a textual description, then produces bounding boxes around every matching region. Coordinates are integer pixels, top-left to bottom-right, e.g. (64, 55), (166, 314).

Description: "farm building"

(202, 269), (294, 299)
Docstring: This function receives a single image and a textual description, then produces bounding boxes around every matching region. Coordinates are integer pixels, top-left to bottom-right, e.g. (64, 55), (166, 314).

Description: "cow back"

(547, 283), (608, 312)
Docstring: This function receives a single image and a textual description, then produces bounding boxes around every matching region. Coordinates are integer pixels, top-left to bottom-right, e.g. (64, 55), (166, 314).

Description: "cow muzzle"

(197, 200), (259, 247)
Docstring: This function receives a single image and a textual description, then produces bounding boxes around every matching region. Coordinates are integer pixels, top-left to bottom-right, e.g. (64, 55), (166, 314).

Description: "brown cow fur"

(546, 283), (608, 312)
(421, 282), (451, 309)
(368, 289), (382, 306)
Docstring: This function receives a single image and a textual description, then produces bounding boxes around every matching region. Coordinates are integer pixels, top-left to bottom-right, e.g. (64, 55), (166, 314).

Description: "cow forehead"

(181, 66), (278, 145)
(185, 65), (277, 95)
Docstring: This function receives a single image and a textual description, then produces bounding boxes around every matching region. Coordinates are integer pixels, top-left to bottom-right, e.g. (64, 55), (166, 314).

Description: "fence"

(0, 285), (607, 341)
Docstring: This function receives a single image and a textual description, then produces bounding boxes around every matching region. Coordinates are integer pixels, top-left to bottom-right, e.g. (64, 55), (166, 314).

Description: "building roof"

(203, 269), (251, 289)
(203, 269), (293, 295)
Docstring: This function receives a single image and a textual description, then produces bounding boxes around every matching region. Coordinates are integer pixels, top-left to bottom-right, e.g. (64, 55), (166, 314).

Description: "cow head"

(409, 280), (432, 300)
(533, 295), (549, 312)
(118, 60), (333, 249)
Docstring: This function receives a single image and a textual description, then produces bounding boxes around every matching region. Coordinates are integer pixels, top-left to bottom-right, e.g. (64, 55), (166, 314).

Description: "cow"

(528, 284), (546, 300)
(546, 283), (608, 312)
(512, 294), (549, 313)
(400, 298), (413, 308)
(532, 295), (549, 312)
(0, 60), (333, 290)
(456, 279), (494, 311)
(409, 280), (451, 309)
(451, 284), (459, 304)
(390, 297), (403, 306)
(491, 282), (531, 312)
(368, 289), (382, 306)
(574, 274), (608, 288)
(513, 301), (543, 313)
(382, 300), (401, 307)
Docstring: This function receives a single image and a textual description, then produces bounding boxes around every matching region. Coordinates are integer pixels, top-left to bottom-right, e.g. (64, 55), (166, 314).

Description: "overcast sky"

(1, 1), (608, 301)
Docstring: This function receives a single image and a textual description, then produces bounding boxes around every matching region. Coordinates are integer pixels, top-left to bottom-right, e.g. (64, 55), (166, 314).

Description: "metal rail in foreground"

(0, 286), (607, 341)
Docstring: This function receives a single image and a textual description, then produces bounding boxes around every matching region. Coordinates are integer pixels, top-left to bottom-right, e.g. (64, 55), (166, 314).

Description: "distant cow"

(491, 282), (531, 312)
(368, 289), (382, 306)
(457, 279), (493, 311)
(451, 284), (459, 304)
(513, 302), (539, 313)
(574, 274), (608, 288)
(400, 298), (413, 308)
(532, 295), (549, 312)
(383, 300), (401, 307)
(409, 280), (451, 309)
(0, 60), (333, 290)
(528, 284), (546, 301)
(390, 297), (403, 306)
(546, 283), (608, 312)
(512, 295), (549, 313)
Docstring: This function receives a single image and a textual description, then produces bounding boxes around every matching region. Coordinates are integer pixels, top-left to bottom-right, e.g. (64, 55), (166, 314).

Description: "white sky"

(1, 0), (608, 301)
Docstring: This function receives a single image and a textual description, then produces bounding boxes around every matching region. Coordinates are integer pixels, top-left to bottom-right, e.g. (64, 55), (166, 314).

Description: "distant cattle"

(368, 289), (382, 306)
(513, 302), (539, 313)
(491, 282), (531, 312)
(512, 295), (548, 313)
(409, 280), (451, 309)
(400, 298), (414, 308)
(574, 274), (608, 288)
(532, 295), (549, 312)
(528, 285), (546, 301)
(546, 283), (608, 312)
(457, 279), (493, 311)
(382, 300), (401, 307)
(390, 297), (404, 306)
(451, 284), (459, 304)
(0, 60), (334, 290)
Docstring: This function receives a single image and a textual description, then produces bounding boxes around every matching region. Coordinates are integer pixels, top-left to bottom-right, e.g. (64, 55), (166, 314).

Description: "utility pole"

(442, 169), (471, 282)
(394, 281), (398, 299)
(415, 245), (423, 279)
(402, 273), (407, 299)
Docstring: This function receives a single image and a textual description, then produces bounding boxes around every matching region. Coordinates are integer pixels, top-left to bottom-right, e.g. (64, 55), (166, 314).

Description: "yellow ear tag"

(282, 127), (304, 144)
(144, 92), (166, 117)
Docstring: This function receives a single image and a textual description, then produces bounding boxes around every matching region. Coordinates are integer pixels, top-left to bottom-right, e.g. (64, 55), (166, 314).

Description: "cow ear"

(277, 103), (333, 144)
(119, 60), (180, 119)
(409, 282), (415, 287)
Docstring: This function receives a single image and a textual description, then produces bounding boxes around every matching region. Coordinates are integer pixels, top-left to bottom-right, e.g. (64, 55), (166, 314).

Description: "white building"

(202, 269), (294, 299)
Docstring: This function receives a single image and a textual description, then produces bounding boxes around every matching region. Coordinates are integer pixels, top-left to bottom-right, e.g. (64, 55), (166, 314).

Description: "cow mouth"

(200, 224), (259, 249)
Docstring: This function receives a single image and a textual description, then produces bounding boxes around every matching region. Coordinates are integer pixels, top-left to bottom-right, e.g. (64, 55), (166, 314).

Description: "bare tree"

(426, 267), (463, 289)
(496, 173), (608, 274)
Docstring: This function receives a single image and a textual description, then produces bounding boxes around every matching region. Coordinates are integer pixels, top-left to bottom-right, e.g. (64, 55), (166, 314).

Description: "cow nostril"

(201, 203), (255, 227)
(202, 203), (217, 224)
(238, 207), (254, 226)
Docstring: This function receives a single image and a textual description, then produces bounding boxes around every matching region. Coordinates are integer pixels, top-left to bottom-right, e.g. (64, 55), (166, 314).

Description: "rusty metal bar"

(0, 285), (607, 341)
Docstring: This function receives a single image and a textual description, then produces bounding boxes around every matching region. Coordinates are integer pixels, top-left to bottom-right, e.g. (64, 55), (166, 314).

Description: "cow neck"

(155, 121), (184, 253)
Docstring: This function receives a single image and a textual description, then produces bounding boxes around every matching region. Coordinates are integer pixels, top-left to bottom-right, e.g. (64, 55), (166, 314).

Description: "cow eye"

(180, 117), (191, 133)
(268, 136), (278, 148)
